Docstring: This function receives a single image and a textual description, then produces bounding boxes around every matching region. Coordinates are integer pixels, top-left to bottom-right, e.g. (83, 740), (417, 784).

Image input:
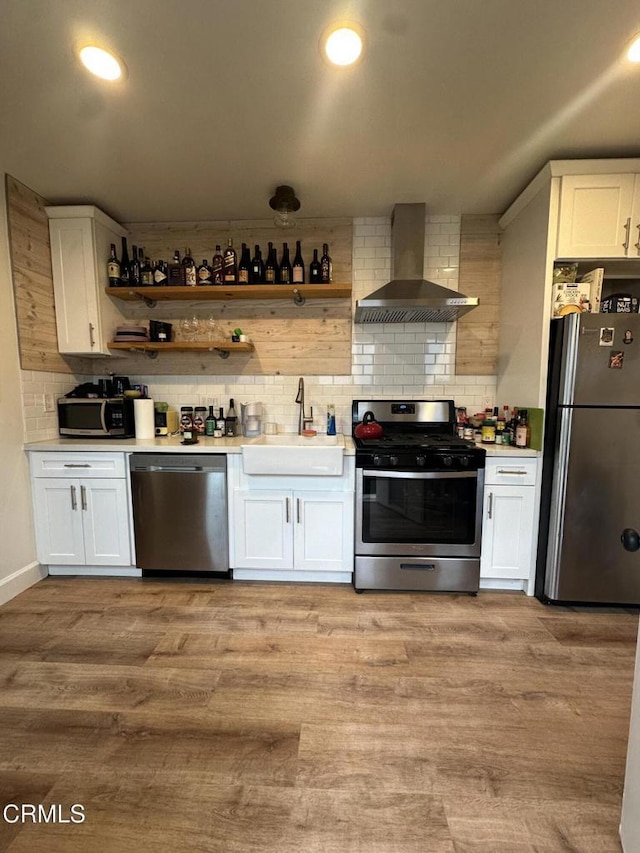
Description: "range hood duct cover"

(354, 203), (479, 324)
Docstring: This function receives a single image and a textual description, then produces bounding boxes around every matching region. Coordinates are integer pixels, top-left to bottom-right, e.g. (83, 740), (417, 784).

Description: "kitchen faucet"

(295, 377), (314, 434)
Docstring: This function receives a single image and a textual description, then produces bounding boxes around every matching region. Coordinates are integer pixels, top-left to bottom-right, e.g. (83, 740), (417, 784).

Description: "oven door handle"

(362, 470), (477, 480)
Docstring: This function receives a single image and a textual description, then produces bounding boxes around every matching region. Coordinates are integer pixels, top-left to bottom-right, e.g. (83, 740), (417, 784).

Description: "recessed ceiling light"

(79, 45), (124, 81)
(627, 34), (640, 62)
(324, 26), (364, 66)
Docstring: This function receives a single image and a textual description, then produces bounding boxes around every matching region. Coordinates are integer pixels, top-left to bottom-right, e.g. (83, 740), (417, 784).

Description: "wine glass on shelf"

(205, 315), (220, 342)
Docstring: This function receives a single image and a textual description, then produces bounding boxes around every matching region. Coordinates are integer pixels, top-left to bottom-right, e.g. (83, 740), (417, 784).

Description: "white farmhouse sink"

(241, 434), (344, 475)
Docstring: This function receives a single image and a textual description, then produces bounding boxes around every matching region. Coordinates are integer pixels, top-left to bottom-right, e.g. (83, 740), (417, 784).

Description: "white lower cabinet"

(232, 489), (353, 573)
(29, 452), (132, 571)
(480, 457), (539, 589)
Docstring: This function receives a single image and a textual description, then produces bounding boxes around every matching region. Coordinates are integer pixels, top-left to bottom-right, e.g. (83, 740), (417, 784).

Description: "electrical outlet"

(480, 395), (493, 411)
(44, 394), (56, 413)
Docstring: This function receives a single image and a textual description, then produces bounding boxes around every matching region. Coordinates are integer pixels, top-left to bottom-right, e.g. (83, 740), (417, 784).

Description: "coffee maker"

(241, 402), (263, 437)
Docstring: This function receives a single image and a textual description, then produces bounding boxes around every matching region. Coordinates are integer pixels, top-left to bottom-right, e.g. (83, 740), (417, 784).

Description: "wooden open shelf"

(105, 284), (351, 303)
(108, 341), (254, 359)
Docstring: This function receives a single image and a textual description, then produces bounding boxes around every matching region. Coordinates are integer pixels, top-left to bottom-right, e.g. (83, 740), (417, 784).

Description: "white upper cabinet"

(557, 173), (640, 258)
(46, 205), (126, 355)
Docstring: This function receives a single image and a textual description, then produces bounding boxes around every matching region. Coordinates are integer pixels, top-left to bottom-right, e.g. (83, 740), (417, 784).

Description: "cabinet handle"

(81, 485), (87, 511)
(635, 223), (640, 254)
(89, 322), (96, 348)
(487, 492), (493, 519)
(70, 485), (77, 511)
(496, 469), (528, 475)
(296, 498), (301, 524)
(285, 497), (290, 523)
(64, 463), (91, 468)
(623, 217), (631, 252)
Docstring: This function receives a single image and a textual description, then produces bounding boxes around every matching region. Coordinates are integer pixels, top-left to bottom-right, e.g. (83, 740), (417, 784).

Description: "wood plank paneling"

(109, 218), (353, 375)
(456, 214), (502, 376)
(5, 175), (92, 374)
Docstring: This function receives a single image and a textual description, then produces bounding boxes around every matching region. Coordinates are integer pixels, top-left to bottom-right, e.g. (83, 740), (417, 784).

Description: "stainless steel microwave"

(57, 397), (135, 438)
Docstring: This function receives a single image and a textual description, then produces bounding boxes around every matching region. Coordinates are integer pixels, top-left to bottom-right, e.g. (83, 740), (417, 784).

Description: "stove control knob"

(416, 455), (426, 467)
(389, 455), (399, 467)
(373, 454), (383, 467)
(442, 455), (453, 467)
(459, 455), (470, 468)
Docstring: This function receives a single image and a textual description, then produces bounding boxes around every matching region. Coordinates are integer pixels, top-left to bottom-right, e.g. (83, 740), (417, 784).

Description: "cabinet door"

(232, 490), (294, 570)
(48, 217), (105, 354)
(81, 479), (131, 566)
(293, 491), (354, 573)
(557, 174), (636, 258)
(33, 478), (85, 565)
(480, 485), (535, 580)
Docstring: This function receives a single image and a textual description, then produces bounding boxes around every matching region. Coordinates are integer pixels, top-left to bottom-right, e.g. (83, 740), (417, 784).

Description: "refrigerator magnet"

(599, 327), (615, 346)
(609, 351), (624, 369)
(623, 329), (634, 344)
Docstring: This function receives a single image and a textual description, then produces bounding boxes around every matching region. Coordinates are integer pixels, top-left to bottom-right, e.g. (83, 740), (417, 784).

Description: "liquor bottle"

(292, 240), (305, 284)
(129, 245), (140, 286)
(153, 259), (168, 286)
(225, 398), (238, 436)
(138, 247), (145, 276)
(217, 407), (226, 436)
(515, 409), (530, 448)
(309, 248), (321, 284)
(223, 239), (237, 283)
(238, 243), (251, 284)
(182, 247), (197, 286)
(320, 243), (332, 283)
(251, 244), (265, 284)
(211, 245), (224, 284)
(140, 256), (153, 286)
(279, 243), (292, 285)
(168, 249), (185, 285)
(264, 241), (278, 283)
(197, 258), (212, 285)
(119, 237), (131, 287)
(205, 405), (217, 436)
(107, 243), (120, 287)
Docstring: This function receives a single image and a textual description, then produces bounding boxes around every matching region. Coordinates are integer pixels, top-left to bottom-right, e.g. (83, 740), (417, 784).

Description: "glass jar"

(193, 406), (207, 434)
(180, 406), (193, 434)
(481, 419), (496, 444)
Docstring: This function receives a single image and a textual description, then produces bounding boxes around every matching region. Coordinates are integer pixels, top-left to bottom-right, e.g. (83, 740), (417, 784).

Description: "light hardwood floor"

(0, 578), (636, 852)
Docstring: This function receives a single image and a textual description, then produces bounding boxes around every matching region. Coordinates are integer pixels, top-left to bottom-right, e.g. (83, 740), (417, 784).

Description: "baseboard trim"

(0, 561), (47, 605)
(48, 566), (142, 577)
(232, 569), (352, 584)
(480, 578), (528, 593)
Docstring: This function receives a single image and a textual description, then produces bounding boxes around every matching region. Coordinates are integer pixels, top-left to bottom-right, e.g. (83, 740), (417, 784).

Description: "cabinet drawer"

(485, 458), (537, 486)
(29, 452), (126, 479)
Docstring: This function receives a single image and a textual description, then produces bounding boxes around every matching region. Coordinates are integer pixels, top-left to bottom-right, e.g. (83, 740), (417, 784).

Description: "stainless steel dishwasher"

(129, 454), (229, 575)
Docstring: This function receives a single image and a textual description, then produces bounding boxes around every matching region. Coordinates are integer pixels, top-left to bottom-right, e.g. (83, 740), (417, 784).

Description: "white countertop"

(479, 443), (540, 457)
(25, 434), (357, 455)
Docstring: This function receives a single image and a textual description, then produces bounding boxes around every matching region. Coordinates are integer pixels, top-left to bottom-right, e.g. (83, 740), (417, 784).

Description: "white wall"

(34, 215), (493, 439)
(0, 174), (47, 602)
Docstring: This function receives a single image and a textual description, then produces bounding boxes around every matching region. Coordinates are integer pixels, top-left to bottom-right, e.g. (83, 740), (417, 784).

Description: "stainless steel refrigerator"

(536, 312), (640, 605)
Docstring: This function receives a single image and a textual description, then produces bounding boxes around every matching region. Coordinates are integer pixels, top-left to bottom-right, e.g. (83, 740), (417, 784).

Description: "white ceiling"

(2, 0), (640, 223)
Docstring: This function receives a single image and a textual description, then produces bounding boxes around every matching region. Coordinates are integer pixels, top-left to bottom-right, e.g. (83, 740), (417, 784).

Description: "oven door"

(355, 467), (484, 558)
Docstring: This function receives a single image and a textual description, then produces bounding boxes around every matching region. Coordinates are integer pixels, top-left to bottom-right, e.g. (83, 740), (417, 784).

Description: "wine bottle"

(264, 241), (277, 283)
(138, 247), (145, 273)
(292, 240), (305, 284)
(140, 256), (153, 286)
(197, 258), (212, 285)
(238, 243), (251, 284)
(226, 398), (238, 436)
(251, 244), (265, 284)
(212, 245), (224, 284)
(217, 407), (226, 436)
(107, 243), (120, 287)
(153, 259), (168, 286)
(205, 405), (217, 437)
(182, 247), (197, 286)
(279, 243), (292, 285)
(223, 239), (237, 284)
(119, 237), (130, 286)
(320, 243), (332, 283)
(309, 248), (321, 284)
(129, 245), (140, 286)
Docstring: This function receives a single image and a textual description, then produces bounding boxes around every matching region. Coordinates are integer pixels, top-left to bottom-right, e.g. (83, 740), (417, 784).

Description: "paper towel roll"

(134, 398), (155, 439)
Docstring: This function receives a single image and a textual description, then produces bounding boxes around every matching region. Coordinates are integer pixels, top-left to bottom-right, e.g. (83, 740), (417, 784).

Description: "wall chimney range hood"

(354, 203), (479, 324)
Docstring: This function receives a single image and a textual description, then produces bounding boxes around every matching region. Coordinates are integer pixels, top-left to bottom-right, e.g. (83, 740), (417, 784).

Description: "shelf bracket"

(129, 290), (157, 309)
(292, 288), (306, 307)
(143, 349), (159, 360)
(215, 349), (231, 359)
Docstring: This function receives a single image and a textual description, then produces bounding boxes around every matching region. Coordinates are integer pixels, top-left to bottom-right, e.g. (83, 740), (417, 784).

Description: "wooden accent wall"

(5, 175), (92, 374)
(108, 218), (353, 376)
(455, 214), (502, 375)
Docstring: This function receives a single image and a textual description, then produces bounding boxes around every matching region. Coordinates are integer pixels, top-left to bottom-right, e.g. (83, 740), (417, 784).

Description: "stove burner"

(354, 432), (475, 451)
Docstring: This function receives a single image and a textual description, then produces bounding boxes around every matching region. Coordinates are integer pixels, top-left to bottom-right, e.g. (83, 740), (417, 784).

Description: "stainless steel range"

(352, 399), (485, 593)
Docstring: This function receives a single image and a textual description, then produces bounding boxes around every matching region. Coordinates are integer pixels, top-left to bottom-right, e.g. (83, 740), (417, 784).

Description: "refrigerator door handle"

(545, 406), (574, 595)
